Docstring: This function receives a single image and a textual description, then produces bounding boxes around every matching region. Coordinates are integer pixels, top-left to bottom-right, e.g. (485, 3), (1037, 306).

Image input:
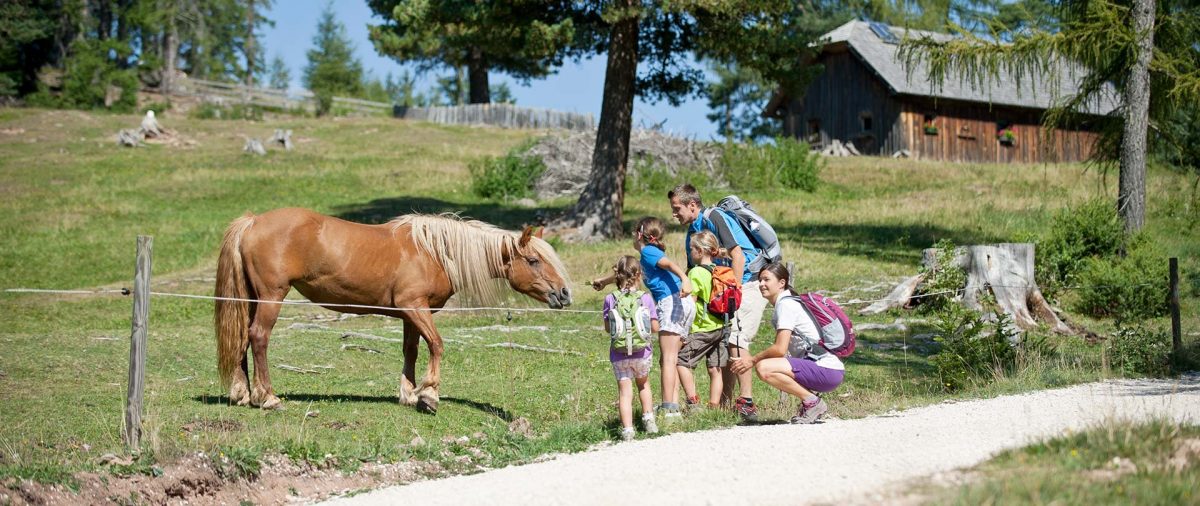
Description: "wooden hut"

(762, 21), (1118, 163)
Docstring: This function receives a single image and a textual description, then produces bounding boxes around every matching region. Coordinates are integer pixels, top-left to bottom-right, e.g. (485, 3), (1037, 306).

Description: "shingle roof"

(819, 20), (1119, 115)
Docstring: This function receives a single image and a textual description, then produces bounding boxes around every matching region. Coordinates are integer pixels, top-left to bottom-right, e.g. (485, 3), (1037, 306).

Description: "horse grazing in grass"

(214, 208), (573, 412)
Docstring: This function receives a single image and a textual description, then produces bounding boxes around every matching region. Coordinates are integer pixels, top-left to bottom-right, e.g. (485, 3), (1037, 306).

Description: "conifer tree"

(899, 0), (1200, 233)
(303, 4), (364, 116)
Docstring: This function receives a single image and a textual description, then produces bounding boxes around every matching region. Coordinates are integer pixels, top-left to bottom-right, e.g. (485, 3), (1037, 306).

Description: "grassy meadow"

(0, 107), (1196, 486)
(914, 419), (1200, 504)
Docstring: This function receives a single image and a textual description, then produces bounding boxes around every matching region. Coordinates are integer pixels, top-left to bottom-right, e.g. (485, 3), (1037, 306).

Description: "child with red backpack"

(676, 230), (735, 410)
(598, 255), (661, 440)
(728, 263), (851, 424)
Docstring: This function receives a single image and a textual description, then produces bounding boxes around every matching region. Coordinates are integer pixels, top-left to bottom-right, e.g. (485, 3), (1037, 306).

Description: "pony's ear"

(534, 226), (544, 239)
(519, 226), (534, 248)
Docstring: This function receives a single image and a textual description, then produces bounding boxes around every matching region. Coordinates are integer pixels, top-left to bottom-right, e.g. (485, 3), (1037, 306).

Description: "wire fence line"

(5, 280), (1154, 313)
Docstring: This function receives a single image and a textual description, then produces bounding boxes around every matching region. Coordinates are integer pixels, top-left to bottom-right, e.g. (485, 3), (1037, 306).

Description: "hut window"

(807, 119), (821, 143)
(860, 112), (873, 131)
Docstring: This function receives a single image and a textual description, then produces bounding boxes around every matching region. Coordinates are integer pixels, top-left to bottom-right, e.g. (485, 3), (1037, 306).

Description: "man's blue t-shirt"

(639, 244), (682, 301)
(687, 208), (759, 284)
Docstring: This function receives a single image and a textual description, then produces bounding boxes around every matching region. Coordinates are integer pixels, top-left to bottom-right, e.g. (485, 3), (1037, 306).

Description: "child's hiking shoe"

(684, 396), (703, 413)
(657, 402), (683, 420)
(734, 397), (759, 423)
(641, 413), (659, 434)
(620, 427), (636, 441)
(789, 398), (828, 424)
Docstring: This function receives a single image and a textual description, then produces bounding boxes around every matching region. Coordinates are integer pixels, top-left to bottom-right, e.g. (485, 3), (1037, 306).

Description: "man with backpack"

(668, 183), (780, 422)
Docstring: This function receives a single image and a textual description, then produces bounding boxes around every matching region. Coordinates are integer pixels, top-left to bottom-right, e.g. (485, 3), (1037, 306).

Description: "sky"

(262, 1), (720, 140)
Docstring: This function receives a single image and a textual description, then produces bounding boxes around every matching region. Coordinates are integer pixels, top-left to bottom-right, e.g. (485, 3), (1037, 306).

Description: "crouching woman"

(728, 263), (844, 424)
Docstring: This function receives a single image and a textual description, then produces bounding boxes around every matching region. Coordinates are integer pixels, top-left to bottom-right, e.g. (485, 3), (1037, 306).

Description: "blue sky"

(262, 1), (720, 140)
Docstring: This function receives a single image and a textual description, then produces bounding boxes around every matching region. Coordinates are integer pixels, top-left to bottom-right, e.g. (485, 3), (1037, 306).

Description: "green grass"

(917, 419), (1200, 504)
(0, 107), (1196, 487)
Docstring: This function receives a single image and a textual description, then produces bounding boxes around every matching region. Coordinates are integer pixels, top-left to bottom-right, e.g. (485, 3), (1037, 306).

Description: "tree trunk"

(549, 1), (638, 241)
(163, 17), (178, 95)
(1119, 0), (1155, 234)
(467, 47), (490, 104)
(245, 0), (256, 88)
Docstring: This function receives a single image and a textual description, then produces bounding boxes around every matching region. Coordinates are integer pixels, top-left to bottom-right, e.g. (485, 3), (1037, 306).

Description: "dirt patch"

(181, 419), (243, 434)
(0, 453), (441, 505)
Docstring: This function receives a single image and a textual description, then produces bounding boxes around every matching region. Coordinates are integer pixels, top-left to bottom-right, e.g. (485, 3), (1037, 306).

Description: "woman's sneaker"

(789, 398), (828, 424)
(734, 397), (759, 423)
(641, 413), (659, 434)
(620, 426), (637, 441)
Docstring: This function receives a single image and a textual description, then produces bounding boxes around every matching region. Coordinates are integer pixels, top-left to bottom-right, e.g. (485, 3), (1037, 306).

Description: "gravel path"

(327, 375), (1200, 505)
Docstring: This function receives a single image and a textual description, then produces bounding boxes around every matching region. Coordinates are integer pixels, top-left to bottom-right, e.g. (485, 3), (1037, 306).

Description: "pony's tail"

(215, 213), (255, 389)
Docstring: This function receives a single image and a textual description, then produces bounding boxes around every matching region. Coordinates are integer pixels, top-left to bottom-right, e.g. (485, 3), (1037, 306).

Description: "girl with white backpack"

(597, 255), (661, 440)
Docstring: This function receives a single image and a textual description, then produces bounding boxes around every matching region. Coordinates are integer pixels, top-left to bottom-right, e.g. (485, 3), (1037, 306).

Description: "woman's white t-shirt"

(772, 290), (844, 371)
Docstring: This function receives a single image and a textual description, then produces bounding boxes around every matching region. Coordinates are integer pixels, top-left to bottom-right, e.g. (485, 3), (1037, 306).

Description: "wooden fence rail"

(170, 78), (592, 129)
(173, 77), (390, 115)
(394, 103), (594, 131)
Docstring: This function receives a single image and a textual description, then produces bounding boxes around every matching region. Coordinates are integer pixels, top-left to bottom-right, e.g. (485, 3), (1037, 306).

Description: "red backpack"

(787, 293), (856, 358)
(700, 265), (741, 320)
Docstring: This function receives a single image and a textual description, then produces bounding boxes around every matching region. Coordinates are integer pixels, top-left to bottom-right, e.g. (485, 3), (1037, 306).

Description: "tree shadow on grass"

(775, 222), (1008, 265)
(191, 393), (517, 421)
(442, 397), (514, 422)
(331, 196), (651, 237)
(331, 196), (567, 230)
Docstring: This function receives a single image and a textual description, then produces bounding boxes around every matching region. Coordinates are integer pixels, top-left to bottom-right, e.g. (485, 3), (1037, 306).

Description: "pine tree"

(704, 61), (781, 142)
(898, 0), (1200, 234)
(303, 4), (364, 116)
(266, 54), (289, 90)
(367, 0), (578, 104)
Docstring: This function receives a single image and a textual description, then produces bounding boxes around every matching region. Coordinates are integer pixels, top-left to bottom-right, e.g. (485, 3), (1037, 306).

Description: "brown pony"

(214, 208), (572, 412)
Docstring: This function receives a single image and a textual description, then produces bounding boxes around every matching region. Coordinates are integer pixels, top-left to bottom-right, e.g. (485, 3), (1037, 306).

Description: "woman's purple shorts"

(786, 357), (844, 392)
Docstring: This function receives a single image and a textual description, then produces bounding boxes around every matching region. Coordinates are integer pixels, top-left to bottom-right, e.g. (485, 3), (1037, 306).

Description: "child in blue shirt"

(591, 216), (694, 419)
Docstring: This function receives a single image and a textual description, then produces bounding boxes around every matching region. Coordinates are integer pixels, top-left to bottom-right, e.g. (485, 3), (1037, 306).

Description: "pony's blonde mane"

(389, 214), (570, 305)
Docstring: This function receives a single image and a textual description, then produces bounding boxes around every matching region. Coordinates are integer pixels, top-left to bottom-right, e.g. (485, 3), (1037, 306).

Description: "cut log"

(859, 273), (925, 315)
(117, 129), (143, 147)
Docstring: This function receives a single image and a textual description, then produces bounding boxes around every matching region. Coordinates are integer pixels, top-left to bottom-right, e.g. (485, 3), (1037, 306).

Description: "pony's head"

(504, 226), (572, 309)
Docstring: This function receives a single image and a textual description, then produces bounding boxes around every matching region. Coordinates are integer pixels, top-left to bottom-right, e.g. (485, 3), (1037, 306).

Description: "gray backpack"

(709, 195), (783, 273)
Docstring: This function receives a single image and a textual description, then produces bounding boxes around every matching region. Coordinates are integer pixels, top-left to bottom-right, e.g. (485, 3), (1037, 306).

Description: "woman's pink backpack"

(788, 293), (856, 358)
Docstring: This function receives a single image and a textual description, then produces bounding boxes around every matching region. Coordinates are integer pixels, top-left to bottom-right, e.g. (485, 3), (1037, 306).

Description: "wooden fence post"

(124, 235), (152, 450)
(1169, 257), (1181, 356)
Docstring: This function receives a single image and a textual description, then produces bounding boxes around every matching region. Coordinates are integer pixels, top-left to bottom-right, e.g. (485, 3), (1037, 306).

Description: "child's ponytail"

(613, 255), (642, 291)
(634, 216), (667, 249)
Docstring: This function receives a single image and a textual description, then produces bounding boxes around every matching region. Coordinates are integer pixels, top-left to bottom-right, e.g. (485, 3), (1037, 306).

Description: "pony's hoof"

(229, 385), (250, 406)
(398, 384), (418, 406)
(259, 396), (284, 410)
(416, 394), (439, 414)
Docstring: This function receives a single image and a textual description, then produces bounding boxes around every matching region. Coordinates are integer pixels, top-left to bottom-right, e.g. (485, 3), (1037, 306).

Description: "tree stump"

(243, 138), (266, 156)
(863, 243), (1073, 335)
(271, 129), (294, 150)
(140, 111), (164, 138)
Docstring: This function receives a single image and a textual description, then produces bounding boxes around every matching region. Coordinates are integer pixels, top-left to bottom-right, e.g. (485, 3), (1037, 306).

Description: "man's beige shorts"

(729, 280), (767, 349)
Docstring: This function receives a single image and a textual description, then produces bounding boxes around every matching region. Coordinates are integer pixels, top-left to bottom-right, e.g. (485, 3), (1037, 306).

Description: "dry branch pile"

(529, 129), (725, 200)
